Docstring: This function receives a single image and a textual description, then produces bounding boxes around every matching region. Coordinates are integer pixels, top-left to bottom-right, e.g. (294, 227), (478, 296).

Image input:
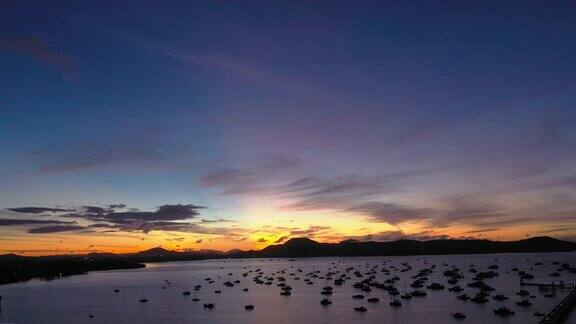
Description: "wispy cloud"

(0, 219), (75, 226)
(142, 41), (315, 94)
(29, 143), (193, 174)
(201, 218), (235, 224)
(342, 229), (452, 242)
(274, 236), (289, 243)
(429, 195), (507, 227)
(7, 207), (71, 214)
(97, 204), (205, 222)
(28, 225), (85, 234)
(4, 203), (248, 238)
(0, 36), (79, 79)
(163, 50), (284, 85)
(289, 225), (331, 236)
(345, 202), (431, 225)
(464, 228), (500, 234)
(199, 155), (302, 195)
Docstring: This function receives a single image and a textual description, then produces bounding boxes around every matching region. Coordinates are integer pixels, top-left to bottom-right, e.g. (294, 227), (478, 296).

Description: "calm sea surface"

(1, 252), (576, 324)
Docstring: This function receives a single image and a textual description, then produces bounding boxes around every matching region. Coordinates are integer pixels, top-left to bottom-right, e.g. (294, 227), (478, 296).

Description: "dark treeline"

(0, 254), (146, 285)
(1, 236), (575, 285)
(0, 249), (208, 285)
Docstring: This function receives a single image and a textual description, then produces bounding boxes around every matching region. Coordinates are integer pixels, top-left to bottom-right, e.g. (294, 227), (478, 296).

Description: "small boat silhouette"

(389, 300), (402, 307)
(320, 298), (332, 306)
(493, 307), (515, 316)
(492, 294), (508, 301)
(139, 291), (148, 303)
(516, 299), (532, 307)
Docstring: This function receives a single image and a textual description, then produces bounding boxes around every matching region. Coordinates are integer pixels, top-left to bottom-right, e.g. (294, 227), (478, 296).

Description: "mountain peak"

(522, 236), (556, 241)
(0, 253), (22, 260)
(136, 247), (174, 256)
(284, 237), (318, 245)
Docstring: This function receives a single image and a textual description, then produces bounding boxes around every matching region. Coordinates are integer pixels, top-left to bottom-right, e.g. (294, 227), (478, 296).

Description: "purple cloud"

(28, 225), (85, 234)
(0, 36), (79, 79)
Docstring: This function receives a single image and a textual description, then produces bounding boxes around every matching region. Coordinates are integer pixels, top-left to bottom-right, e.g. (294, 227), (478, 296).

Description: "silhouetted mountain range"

(1, 236), (574, 285)
(229, 236), (576, 258)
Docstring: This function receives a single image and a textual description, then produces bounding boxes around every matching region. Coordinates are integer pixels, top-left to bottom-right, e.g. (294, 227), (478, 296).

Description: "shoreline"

(2, 248), (576, 286)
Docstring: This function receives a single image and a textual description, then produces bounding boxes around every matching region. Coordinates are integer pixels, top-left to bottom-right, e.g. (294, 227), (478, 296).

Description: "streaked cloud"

(199, 155), (302, 195)
(0, 35), (79, 79)
(0, 219), (75, 226)
(342, 229), (452, 242)
(345, 202), (431, 225)
(28, 225), (85, 234)
(274, 236), (289, 244)
(7, 207), (71, 214)
(289, 225), (331, 236)
(3, 203), (249, 239)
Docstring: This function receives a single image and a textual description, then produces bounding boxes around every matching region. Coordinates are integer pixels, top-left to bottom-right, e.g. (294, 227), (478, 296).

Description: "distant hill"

(1, 236), (575, 285)
(227, 236), (576, 258)
(0, 253), (23, 261)
(136, 247), (178, 257)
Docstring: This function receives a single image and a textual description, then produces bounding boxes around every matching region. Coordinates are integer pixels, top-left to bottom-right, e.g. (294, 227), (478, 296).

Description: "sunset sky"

(1, 1), (575, 255)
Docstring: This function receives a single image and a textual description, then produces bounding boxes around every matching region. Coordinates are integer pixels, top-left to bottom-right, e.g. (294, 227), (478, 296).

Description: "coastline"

(2, 236), (575, 286)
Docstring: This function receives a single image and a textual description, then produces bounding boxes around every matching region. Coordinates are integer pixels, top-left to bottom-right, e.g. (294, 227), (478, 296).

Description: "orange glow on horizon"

(1, 219), (566, 256)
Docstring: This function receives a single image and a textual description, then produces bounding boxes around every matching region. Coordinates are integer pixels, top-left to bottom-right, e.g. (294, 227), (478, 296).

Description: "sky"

(0, 0), (575, 255)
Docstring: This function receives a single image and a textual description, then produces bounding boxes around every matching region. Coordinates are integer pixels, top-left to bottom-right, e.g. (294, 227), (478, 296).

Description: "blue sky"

(0, 0), (575, 254)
